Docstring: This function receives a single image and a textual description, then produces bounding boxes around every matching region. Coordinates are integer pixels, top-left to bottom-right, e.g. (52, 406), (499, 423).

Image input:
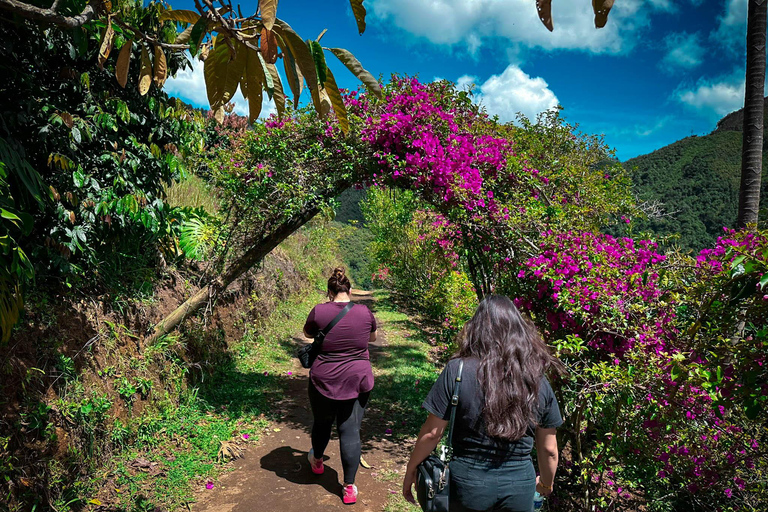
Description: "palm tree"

(738, 0), (767, 230)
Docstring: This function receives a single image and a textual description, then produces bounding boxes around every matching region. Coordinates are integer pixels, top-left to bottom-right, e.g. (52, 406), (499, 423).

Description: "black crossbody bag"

(297, 302), (354, 369)
(416, 359), (464, 512)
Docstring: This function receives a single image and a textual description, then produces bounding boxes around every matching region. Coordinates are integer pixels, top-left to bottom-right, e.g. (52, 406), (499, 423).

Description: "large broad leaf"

(260, 0), (278, 31)
(159, 9), (201, 24)
(327, 47), (381, 99)
(349, 0), (366, 34)
(98, 19), (115, 69)
(536, 0), (553, 31)
(188, 17), (210, 57)
(115, 39), (132, 88)
(257, 51), (274, 99)
(138, 44), (152, 96)
(323, 67), (349, 135)
(274, 20), (318, 95)
(275, 33), (303, 106)
(260, 27), (278, 64)
(243, 47), (264, 123)
(205, 39), (246, 111)
(310, 40), (327, 88)
(592, 0), (614, 28)
(175, 25), (194, 44)
(311, 84), (332, 118)
(265, 63), (285, 117)
(154, 45), (167, 87)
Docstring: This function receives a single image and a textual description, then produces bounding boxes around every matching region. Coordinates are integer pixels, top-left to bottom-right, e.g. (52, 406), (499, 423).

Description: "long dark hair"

(457, 295), (561, 441)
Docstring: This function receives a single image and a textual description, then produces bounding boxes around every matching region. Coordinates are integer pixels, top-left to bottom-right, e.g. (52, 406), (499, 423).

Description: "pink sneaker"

(308, 449), (324, 475)
(342, 484), (358, 505)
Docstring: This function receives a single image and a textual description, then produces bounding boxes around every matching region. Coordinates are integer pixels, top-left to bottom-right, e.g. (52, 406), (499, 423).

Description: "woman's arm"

(369, 330), (377, 343)
(402, 414), (448, 504)
(535, 427), (558, 495)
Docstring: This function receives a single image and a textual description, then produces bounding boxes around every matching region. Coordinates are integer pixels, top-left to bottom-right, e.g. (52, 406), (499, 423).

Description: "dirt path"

(192, 290), (410, 512)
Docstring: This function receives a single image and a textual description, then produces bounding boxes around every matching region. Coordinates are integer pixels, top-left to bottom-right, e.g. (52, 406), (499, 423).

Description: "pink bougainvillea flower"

(385, 428), (393, 435)
(263, 371), (269, 376)
(287, 371), (293, 376)
(242, 434), (250, 440)
(206, 481), (214, 490)
(724, 488), (733, 498)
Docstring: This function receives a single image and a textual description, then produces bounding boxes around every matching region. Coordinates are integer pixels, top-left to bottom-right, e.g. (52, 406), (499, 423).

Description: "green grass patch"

(369, 290), (439, 512)
(89, 287), (329, 511)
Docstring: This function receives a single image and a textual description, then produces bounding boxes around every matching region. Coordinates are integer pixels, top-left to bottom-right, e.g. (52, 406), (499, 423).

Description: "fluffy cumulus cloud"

(370, 0), (673, 55)
(165, 62), (276, 118)
(661, 32), (705, 71)
(677, 74), (744, 117)
(713, 0), (746, 50)
(458, 65), (559, 122)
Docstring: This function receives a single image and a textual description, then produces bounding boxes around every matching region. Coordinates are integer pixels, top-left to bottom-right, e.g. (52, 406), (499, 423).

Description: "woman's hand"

(536, 475), (553, 496)
(402, 466), (418, 504)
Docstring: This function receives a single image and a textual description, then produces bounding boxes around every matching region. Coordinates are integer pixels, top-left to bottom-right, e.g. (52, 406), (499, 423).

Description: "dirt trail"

(192, 290), (410, 512)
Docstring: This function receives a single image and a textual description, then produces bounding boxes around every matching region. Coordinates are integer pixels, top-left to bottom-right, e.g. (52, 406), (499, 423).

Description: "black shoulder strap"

(446, 359), (464, 454)
(315, 302), (355, 348)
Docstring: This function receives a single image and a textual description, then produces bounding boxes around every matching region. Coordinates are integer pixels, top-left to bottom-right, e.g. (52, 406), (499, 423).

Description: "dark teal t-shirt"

(423, 358), (563, 462)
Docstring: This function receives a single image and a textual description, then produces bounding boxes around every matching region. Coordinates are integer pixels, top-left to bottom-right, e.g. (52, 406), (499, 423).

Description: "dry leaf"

(259, 0), (278, 31)
(260, 28), (278, 65)
(115, 39), (132, 88)
(59, 112), (74, 129)
(154, 45), (167, 87)
(98, 19), (115, 69)
(138, 45), (152, 96)
(536, 0), (553, 31)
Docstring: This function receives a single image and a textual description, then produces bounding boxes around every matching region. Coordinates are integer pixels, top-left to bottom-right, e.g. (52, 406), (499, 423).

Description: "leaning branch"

(0, 0), (96, 28)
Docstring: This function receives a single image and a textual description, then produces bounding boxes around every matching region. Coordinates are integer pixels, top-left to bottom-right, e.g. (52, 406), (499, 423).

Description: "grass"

(86, 286), (329, 511)
(164, 174), (219, 214)
(367, 290), (441, 512)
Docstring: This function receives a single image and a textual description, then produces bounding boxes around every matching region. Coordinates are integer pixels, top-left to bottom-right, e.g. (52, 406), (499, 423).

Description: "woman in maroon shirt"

(303, 267), (377, 505)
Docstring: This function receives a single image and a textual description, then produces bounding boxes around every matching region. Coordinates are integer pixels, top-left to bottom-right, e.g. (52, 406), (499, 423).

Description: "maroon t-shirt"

(303, 301), (377, 400)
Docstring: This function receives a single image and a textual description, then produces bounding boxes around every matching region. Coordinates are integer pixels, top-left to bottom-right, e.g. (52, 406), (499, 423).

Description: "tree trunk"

(147, 203), (322, 343)
(738, 0), (768, 230)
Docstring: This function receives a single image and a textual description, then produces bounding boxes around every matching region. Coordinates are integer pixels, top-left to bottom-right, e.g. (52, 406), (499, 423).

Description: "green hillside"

(624, 113), (768, 250)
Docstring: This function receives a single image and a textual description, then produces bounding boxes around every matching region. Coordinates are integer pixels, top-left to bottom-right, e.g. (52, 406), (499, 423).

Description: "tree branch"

(0, 0), (96, 29)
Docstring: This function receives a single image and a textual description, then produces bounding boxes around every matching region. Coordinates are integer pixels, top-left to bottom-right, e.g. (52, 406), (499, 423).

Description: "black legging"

(308, 381), (370, 485)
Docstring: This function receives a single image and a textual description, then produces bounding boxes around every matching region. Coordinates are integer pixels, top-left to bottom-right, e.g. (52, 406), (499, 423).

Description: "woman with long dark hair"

(303, 267), (378, 505)
(402, 295), (563, 512)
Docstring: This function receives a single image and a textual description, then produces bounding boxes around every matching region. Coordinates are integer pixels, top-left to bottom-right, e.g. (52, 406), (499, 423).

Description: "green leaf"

(309, 40), (327, 88)
(0, 209), (21, 222)
(73, 169), (86, 188)
(188, 17), (209, 57)
(71, 127), (81, 144)
(670, 365), (681, 381)
(257, 51), (274, 99)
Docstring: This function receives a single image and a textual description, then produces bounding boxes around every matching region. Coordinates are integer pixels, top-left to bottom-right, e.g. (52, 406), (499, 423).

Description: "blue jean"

(449, 456), (536, 512)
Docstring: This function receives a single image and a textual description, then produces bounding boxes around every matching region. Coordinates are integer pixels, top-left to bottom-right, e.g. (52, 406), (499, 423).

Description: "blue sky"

(165, 0), (749, 161)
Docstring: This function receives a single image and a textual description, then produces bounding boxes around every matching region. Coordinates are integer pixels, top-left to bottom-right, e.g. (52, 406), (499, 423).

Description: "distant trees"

(738, 0), (767, 230)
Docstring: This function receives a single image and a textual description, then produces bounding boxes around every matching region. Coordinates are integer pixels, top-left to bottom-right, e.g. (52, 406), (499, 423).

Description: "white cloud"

(713, 0), (746, 50)
(370, 0), (672, 55)
(677, 74), (744, 117)
(661, 32), (705, 71)
(459, 65), (559, 122)
(165, 62), (276, 119)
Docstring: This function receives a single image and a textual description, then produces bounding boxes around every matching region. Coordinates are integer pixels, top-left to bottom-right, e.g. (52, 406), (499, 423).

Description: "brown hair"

(328, 267), (351, 296)
(456, 295), (563, 441)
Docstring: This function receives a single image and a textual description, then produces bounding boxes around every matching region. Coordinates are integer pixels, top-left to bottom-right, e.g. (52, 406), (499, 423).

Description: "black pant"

(449, 456), (536, 512)
(308, 382), (370, 485)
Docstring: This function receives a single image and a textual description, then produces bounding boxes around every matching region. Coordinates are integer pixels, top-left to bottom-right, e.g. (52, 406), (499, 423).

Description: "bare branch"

(0, 0), (96, 29)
